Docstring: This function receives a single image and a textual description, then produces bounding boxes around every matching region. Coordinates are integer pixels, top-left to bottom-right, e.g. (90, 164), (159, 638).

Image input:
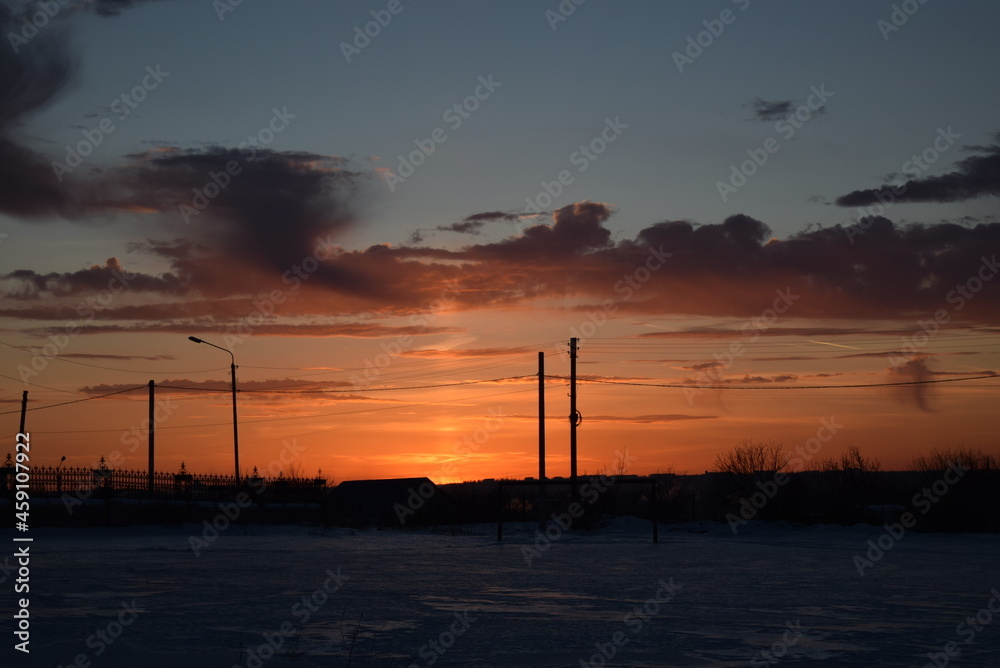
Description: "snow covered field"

(6, 519), (1000, 667)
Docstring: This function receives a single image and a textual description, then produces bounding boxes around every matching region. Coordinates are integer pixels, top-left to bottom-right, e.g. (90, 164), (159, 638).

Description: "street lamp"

(188, 336), (240, 484)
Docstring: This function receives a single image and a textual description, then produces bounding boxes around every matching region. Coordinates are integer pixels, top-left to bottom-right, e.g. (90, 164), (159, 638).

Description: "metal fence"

(1, 461), (328, 504)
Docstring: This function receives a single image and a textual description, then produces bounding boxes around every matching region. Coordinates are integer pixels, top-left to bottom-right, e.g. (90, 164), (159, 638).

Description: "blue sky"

(12, 0), (1000, 271)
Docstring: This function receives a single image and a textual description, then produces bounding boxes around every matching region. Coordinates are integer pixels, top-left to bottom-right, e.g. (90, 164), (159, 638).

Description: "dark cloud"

(402, 347), (536, 359)
(502, 413), (717, 424)
(59, 352), (175, 361)
(746, 97), (826, 123)
(888, 358), (935, 412)
(462, 211), (523, 223)
(468, 201), (613, 259)
(408, 211), (542, 245)
(0, 0), (368, 290)
(78, 377), (392, 405)
(43, 322), (462, 338)
(2, 257), (182, 297)
(0, 137), (79, 217)
(748, 356), (822, 362)
(836, 135), (1000, 206)
(636, 213), (771, 252)
(747, 98), (794, 122)
(408, 218), (490, 244)
(115, 146), (364, 277)
(443, 220), (486, 235)
(0, 0), (169, 218)
(641, 328), (904, 340)
(684, 374), (799, 385)
(10, 204), (1000, 329)
(837, 351), (932, 359)
(685, 362), (724, 371)
(0, 2), (78, 217)
(80, 378), (360, 395)
(0, 4), (75, 127)
(83, 0), (165, 17)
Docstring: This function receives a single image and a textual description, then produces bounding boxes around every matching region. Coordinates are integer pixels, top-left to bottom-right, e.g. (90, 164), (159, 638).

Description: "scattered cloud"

(747, 98), (794, 122)
(5, 206), (1000, 330)
(836, 135), (1000, 206)
(887, 358), (935, 412)
(59, 352), (176, 361)
(503, 413), (717, 424)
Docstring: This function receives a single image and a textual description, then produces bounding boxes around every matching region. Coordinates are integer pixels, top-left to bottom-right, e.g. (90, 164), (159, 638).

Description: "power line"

(157, 375), (534, 395)
(0, 374), (86, 396)
(0, 341), (223, 374)
(24, 384), (540, 436)
(0, 385), (147, 415)
(547, 374), (1000, 391)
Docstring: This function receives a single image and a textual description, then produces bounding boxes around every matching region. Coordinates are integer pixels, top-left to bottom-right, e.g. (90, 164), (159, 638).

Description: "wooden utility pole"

(538, 352), (545, 481)
(569, 338), (580, 498)
(538, 352), (547, 529)
(18, 391), (27, 435)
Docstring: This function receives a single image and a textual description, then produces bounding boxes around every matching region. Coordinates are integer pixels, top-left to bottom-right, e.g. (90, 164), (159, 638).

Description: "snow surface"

(4, 519), (1000, 667)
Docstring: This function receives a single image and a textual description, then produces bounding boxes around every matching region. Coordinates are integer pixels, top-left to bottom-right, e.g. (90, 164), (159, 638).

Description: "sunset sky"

(1, 0), (998, 483)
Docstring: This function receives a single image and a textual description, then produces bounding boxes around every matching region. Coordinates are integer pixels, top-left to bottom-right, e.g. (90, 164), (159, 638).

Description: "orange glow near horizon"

(4, 319), (998, 484)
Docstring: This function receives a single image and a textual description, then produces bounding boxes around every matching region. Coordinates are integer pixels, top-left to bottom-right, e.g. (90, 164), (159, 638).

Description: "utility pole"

(538, 352), (545, 481)
(230, 358), (239, 484)
(18, 391), (27, 435)
(569, 338), (580, 499)
(538, 352), (547, 529)
(148, 380), (155, 494)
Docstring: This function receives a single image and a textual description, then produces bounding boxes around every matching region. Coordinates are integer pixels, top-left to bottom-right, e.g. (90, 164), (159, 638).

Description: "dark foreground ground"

(3, 519), (999, 667)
